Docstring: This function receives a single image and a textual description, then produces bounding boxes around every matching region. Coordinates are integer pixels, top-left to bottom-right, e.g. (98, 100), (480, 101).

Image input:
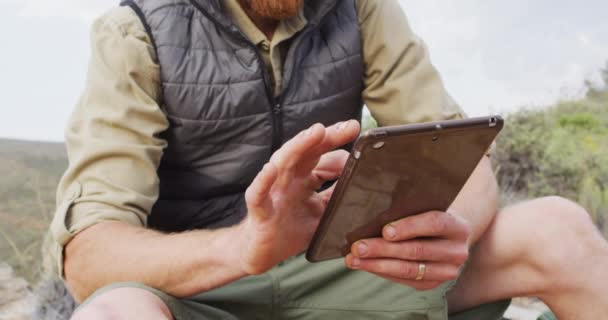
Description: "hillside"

(495, 83), (608, 236)
(0, 139), (66, 281)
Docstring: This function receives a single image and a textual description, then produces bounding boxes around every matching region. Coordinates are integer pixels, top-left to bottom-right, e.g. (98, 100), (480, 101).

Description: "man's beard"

(241, 0), (305, 20)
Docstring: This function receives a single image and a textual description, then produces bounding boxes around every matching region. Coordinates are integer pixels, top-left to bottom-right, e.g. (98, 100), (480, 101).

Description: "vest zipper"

(275, 1), (341, 143)
(188, 0), (340, 153)
(268, 2), (341, 152)
(271, 102), (283, 151)
(252, 49), (281, 152)
(187, 1), (281, 153)
(250, 46), (281, 152)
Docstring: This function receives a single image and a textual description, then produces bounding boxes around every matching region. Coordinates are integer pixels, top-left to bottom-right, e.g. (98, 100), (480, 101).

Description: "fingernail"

(304, 126), (313, 136)
(356, 242), (368, 256)
(384, 225), (397, 239)
(351, 257), (361, 268)
(337, 121), (350, 131)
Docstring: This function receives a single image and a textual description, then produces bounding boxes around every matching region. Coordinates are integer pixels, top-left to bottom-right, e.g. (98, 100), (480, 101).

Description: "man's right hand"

(237, 120), (360, 275)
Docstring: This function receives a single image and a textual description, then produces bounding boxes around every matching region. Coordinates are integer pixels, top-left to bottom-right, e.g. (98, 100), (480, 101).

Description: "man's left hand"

(345, 210), (471, 291)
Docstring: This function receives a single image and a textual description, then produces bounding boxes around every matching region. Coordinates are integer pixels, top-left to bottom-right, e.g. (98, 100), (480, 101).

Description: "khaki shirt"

(48, 0), (465, 277)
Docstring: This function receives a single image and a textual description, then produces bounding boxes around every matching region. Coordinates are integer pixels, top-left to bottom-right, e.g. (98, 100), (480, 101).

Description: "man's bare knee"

(532, 196), (600, 253)
(71, 287), (173, 320)
(521, 197), (605, 288)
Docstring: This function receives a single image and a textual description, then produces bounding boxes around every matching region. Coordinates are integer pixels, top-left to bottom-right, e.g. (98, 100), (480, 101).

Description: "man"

(48, 0), (608, 319)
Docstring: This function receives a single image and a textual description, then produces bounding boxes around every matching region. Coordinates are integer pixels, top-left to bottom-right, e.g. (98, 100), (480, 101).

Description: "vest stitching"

(163, 78), (262, 87)
(148, 3), (198, 20)
(155, 45), (243, 52)
(298, 54), (360, 70)
(166, 112), (270, 122)
(285, 83), (361, 106)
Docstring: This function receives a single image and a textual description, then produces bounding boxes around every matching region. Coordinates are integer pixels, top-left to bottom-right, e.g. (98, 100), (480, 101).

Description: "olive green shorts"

(82, 254), (509, 319)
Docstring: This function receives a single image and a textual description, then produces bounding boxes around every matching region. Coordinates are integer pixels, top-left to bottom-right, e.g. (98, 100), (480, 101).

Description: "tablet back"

(306, 116), (503, 262)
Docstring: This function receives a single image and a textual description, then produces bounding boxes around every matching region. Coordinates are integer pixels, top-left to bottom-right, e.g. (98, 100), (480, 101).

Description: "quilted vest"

(121, 0), (364, 231)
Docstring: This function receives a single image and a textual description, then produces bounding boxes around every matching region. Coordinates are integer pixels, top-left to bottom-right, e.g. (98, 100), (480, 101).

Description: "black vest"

(121, 0), (364, 231)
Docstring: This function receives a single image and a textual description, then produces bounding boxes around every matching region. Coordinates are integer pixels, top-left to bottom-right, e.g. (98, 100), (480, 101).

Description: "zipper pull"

(273, 103), (282, 114)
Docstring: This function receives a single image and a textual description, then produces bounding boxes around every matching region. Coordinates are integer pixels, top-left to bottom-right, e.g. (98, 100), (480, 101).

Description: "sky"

(0, 0), (607, 142)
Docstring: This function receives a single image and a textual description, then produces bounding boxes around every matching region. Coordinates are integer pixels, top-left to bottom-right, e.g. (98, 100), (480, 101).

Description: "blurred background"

(0, 0), (606, 319)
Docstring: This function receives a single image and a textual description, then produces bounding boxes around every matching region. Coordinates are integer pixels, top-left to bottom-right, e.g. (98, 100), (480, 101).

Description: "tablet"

(306, 116), (504, 262)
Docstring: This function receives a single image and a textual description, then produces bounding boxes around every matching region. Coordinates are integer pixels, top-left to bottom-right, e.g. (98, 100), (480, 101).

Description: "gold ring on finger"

(415, 263), (427, 281)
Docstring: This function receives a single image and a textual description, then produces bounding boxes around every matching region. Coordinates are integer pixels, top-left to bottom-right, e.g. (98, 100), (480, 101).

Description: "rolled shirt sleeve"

(356, 0), (467, 126)
(47, 7), (168, 277)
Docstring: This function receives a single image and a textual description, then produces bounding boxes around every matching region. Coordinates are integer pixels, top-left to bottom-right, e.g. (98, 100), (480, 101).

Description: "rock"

(504, 305), (543, 320)
(503, 298), (552, 320)
(31, 278), (76, 320)
(0, 262), (77, 320)
(0, 263), (33, 320)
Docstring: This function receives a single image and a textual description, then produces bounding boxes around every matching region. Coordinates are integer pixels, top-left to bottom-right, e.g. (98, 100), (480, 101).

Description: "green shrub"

(494, 83), (608, 237)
